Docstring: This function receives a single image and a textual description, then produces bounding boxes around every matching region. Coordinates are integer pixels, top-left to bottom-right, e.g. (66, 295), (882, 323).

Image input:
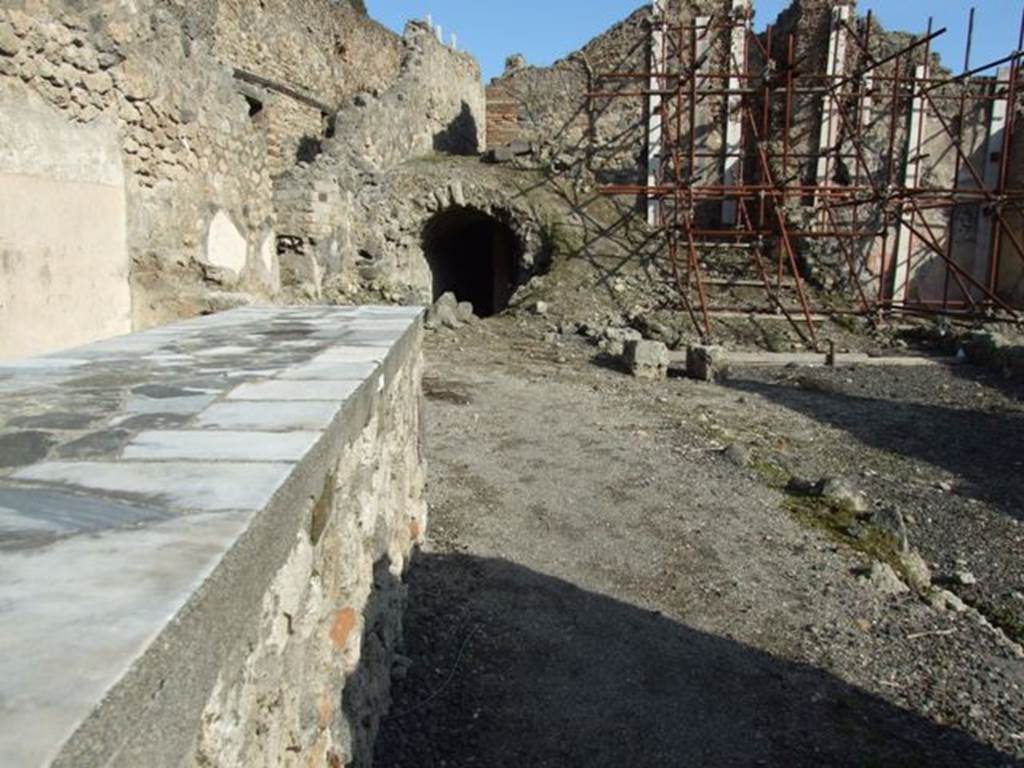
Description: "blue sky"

(366, 1), (1024, 82)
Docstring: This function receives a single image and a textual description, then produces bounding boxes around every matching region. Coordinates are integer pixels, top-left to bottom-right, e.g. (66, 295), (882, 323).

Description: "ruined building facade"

(0, 0), (484, 358)
(487, 0), (1024, 333)
(3, 0), (1024, 354)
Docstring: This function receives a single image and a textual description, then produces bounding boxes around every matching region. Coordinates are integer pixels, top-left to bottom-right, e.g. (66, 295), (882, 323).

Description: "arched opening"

(422, 207), (521, 317)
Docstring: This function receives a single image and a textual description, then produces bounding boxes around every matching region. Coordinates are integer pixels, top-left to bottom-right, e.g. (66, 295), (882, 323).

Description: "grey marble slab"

(226, 379), (364, 402)
(278, 360), (379, 381)
(0, 510), (254, 768)
(12, 460), (295, 512)
(0, 305), (422, 766)
(123, 430), (322, 462)
(194, 401), (341, 431)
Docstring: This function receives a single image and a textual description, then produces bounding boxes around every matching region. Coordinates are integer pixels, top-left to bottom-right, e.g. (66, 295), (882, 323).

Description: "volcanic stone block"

(624, 339), (669, 380)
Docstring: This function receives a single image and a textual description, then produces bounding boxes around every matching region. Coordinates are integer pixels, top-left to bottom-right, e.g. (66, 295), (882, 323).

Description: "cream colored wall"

(0, 87), (131, 361)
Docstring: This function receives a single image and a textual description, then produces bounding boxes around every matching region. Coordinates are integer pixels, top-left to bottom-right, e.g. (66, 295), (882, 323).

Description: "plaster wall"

(0, 89), (130, 359)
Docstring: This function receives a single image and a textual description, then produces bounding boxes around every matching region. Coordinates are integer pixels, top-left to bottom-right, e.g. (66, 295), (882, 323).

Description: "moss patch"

(749, 454), (907, 580)
(972, 598), (1024, 646)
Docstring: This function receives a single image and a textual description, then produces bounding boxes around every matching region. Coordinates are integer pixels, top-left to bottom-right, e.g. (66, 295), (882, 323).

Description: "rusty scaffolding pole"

(587, 3), (1024, 347)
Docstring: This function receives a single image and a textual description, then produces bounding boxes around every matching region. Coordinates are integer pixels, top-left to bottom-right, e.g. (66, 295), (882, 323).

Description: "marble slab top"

(0, 305), (422, 766)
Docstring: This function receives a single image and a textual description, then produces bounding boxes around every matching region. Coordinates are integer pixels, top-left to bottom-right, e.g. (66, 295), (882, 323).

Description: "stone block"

(509, 138), (534, 156)
(624, 339), (669, 380)
(602, 326), (642, 358)
(485, 145), (516, 164)
(0, 22), (20, 57)
(435, 291), (458, 310)
(432, 302), (460, 329)
(686, 344), (726, 382)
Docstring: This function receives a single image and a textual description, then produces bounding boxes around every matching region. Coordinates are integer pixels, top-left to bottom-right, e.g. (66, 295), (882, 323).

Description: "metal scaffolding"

(587, 2), (1024, 348)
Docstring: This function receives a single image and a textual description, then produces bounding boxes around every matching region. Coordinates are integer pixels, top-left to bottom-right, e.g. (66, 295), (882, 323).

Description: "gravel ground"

(375, 317), (1024, 767)
(723, 363), (1024, 648)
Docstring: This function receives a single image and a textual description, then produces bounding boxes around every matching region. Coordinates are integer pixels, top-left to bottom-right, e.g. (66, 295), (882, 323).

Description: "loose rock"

(623, 339), (669, 380)
(456, 301), (478, 324)
(686, 345), (726, 382)
(928, 589), (968, 613)
(871, 508), (909, 552)
(955, 570), (978, 587)
(723, 443), (751, 468)
(867, 562), (910, 596)
(0, 22), (19, 57)
(899, 550), (933, 593)
(435, 291), (458, 311)
(819, 477), (869, 514)
(601, 326), (642, 358)
(433, 303), (460, 330)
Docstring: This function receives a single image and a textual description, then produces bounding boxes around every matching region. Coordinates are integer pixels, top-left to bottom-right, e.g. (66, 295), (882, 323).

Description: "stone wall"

(485, 78), (520, 147)
(0, 1), (470, 358)
(482, 0), (1015, 309)
(340, 160), (551, 305)
(191, 0), (404, 175)
(272, 21), (487, 298)
(0, 0), (279, 337)
(766, 2), (994, 303)
(997, 120), (1024, 305)
(274, 158), (551, 307)
(188, 314), (426, 768)
(484, 1), (734, 186)
(326, 21), (484, 169)
(0, 306), (426, 767)
(483, 6), (649, 180)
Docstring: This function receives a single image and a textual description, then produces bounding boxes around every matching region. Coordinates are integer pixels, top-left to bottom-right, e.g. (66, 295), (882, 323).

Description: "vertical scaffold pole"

(647, 0), (666, 227)
(723, 0), (750, 225)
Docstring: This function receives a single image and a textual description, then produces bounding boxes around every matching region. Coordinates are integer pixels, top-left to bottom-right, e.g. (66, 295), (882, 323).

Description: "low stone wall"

(0, 306), (426, 767)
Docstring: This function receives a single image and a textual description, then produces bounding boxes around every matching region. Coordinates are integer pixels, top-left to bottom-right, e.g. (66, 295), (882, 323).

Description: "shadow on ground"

(375, 552), (1018, 767)
(721, 371), (1024, 524)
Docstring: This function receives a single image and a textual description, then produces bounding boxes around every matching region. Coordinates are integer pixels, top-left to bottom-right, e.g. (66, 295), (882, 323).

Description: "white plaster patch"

(0, 90), (131, 360)
(259, 231), (275, 274)
(206, 210), (248, 276)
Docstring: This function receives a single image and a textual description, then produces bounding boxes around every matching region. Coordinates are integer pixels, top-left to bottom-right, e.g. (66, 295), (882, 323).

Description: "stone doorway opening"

(423, 207), (521, 317)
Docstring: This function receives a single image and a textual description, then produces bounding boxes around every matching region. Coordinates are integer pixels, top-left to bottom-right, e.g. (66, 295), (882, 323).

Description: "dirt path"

(376, 319), (1023, 767)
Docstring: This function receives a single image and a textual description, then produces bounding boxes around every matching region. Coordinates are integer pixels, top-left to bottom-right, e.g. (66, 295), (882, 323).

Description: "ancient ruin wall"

(189, 0), (404, 175)
(272, 22), (487, 300)
(484, 7), (650, 180)
(765, 2), (995, 303)
(0, 0), (278, 338)
(485, 1), (737, 184)
(0, 0), (457, 355)
(341, 161), (552, 305)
